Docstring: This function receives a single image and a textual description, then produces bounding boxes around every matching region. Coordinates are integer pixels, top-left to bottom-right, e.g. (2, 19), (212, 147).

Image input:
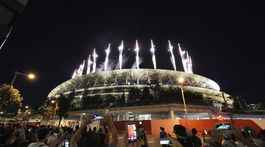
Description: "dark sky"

(0, 0), (265, 107)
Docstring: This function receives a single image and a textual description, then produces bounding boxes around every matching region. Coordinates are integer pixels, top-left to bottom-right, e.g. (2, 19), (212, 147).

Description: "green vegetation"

(0, 84), (23, 116)
(40, 91), (74, 126)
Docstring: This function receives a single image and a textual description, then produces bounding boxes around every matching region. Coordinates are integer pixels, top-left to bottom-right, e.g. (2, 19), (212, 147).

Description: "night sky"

(0, 1), (265, 107)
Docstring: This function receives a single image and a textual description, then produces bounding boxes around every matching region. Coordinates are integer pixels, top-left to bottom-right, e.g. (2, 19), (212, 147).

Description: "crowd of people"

(0, 111), (118, 147)
(0, 111), (265, 147)
(160, 124), (265, 147)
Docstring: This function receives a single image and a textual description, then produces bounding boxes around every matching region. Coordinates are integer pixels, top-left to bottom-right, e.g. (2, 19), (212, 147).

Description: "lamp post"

(10, 71), (35, 86)
(178, 77), (189, 128)
(7, 71), (35, 123)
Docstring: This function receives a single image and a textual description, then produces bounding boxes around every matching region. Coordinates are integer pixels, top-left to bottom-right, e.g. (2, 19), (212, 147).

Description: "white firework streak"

(178, 43), (187, 72)
(77, 60), (85, 76)
(150, 40), (157, 69)
(168, 40), (176, 71)
(77, 64), (82, 77)
(104, 43), (111, 71)
(131, 57), (143, 69)
(178, 43), (193, 73)
(86, 55), (92, 74)
(115, 55), (128, 70)
(92, 48), (98, 73)
(118, 40), (124, 70)
(186, 52), (193, 73)
(71, 69), (77, 79)
(135, 40), (140, 69)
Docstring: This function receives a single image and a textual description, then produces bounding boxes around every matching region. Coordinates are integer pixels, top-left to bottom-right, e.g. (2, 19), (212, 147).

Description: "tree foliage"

(256, 102), (265, 110)
(56, 93), (74, 126)
(0, 84), (23, 114)
(232, 97), (242, 111)
(82, 95), (92, 108)
(40, 100), (57, 120)
(127, 88), (140, 104)
(140, 87), (153, 104)
(116, 93), (126, 106)
(159, 88), (180, 103)
(105, 95), (116, 107)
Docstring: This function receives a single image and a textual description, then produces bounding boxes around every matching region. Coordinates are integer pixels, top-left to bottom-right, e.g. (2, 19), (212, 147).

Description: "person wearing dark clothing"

(160, 127), (167, 138)
(98, 128), (106, 147)
(191, 128), (202, 147)
(137, 125), (148, 147)
(222, 130), (236, 147)
(173, 125), (193, 147)
(160, 127), (169, 147)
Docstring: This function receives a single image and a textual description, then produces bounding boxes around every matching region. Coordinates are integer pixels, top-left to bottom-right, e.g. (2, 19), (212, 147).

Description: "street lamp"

(10, 71), (36, 86)
(178, 77), (189, 128)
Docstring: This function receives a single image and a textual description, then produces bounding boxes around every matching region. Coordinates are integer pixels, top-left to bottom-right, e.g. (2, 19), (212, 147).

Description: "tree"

(233, 97), (242, 111)
(203, 97), (213, 106)
(17, 107), (35, 122)
(151, 80), (160, 99)
(184, 91), (204, 104)
(105, 95), (116, 107)
(140, 87), (153, 104)
(56, 93), (74, 126)
(0, 84), (23, 115)
(82, 95), (92, 108)
(93, 95), (103, 108)
(127, 88), (140, 105)
(68, 89), (76, 109)
(40, 99), (57, 120)
(117, 93), (126, 106)
(159, 88), (180, 103)
(256, 102), (265, 110)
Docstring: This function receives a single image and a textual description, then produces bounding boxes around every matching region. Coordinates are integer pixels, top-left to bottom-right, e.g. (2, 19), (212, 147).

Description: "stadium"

(48, 40), (233, 121)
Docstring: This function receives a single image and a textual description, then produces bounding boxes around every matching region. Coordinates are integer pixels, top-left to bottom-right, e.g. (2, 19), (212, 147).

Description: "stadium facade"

(48, 41), (233, 120)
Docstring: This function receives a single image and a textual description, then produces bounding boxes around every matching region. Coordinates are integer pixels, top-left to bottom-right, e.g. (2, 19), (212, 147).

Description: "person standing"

(160, 127), (169, 147)
(137, 125), (148, 147)
(173, 125), (193, 147)
(28, 128), (50, 147)
(191, 128), (202, 147)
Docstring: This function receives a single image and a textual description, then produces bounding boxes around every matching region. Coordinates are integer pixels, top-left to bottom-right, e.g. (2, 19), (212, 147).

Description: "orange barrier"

(113, 119), (263, 137)
(178, 119), (262, 136)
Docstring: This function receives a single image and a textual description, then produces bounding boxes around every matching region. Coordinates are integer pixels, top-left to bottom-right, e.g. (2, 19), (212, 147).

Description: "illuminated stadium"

(48, 40), (233, 120)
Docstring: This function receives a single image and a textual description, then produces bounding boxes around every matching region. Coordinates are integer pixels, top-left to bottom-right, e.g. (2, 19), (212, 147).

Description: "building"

(48, 68), (233, 120)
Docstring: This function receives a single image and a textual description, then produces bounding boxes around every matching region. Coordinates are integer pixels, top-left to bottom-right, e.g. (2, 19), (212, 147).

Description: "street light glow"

(51, 100), (56, 104)
(27, 73), (36, 80)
